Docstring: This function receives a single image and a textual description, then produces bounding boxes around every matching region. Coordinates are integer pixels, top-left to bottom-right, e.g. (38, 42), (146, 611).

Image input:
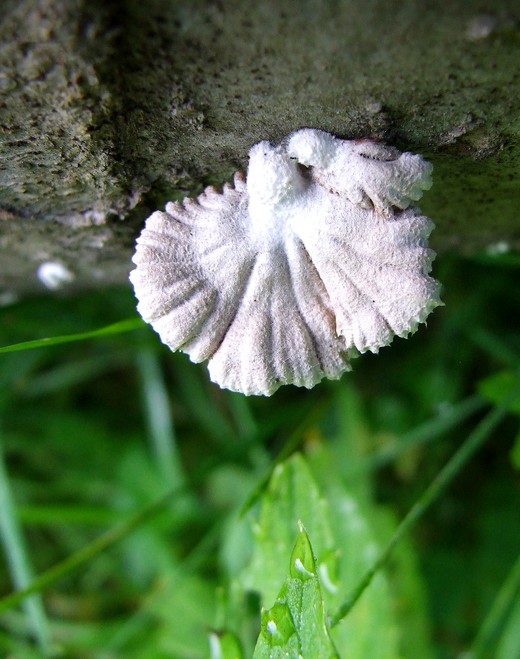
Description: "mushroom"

(130, 129), (441, 396)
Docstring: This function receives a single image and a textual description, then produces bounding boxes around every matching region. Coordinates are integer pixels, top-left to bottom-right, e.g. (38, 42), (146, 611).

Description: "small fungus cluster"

(130, 129), (441, 396)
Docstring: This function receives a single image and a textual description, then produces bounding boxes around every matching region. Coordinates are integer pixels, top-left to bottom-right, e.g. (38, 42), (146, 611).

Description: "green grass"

(0, 253), (519, 657)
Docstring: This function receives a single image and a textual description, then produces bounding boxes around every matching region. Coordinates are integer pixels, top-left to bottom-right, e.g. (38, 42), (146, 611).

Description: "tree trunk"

(1, 0), (519, 300)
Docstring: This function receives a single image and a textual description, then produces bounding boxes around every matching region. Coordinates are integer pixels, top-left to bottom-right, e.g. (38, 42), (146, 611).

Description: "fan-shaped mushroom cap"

(130, 129), (441, 396)
(287, 128), (433, 214)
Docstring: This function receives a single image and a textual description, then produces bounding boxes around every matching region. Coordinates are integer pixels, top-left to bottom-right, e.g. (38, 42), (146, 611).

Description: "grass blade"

(0, 486), (180, 617)
(0, 436), (52, 652)
(330, 381), (520, 628)
(0, 318), (145, 355)
(355, 394), (486, 474)
(470, 552), (520, 658)
(136, 347), (185, 487)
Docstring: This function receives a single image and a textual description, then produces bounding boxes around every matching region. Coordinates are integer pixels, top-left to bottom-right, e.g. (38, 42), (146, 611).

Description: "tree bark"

(1, 0), (519, 300)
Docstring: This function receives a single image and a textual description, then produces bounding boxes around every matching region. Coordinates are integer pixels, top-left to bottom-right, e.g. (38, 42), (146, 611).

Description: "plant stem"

(0, 318), (144, 355)
(137, 347), (185, 488)
(330, 388), (519, 628)
(0, 435), (52, 653)
(0, 487), (178, 617)
(470, 552), (520, 657)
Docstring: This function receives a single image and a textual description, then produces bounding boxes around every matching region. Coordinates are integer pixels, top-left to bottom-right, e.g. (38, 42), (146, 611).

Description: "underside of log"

(1, 0), (519, 299)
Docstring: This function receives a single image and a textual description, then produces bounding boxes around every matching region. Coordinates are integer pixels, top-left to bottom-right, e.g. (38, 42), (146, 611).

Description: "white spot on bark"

(466, 15), (497, 40)
(37, 261), (74, 290)
(0, 290), (18, 307)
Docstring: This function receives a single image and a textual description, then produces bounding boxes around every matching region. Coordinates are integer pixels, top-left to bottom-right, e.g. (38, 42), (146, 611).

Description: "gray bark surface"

(1, 0), (519, 300)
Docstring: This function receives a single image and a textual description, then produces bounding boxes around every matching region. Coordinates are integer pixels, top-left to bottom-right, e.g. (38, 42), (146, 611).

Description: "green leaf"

(290, 521), (316, 579)
(509, 428), (520, 470)
(253, 524), (339, 659)
(495, 595), (520, 659)
(240, 453), (403, 658)
(209, 630), (244, 659)
(130, 572), (217, 658)
(240, 454), (333, 607)
(260, 598), (297, 650)
(478, 370), (520, 415)
(471, 553), (520, 659)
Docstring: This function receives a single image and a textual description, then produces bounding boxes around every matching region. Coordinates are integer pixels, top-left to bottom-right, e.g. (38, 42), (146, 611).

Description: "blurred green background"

(0, 252), (519, 658)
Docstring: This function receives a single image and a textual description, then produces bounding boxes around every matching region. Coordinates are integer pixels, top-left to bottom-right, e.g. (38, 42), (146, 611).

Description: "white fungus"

(130, 128), (441, 396)
(37, 261), (75, 290)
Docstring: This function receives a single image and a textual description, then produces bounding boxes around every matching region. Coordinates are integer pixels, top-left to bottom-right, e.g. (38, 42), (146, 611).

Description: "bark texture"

(1, 0), (520, 300)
